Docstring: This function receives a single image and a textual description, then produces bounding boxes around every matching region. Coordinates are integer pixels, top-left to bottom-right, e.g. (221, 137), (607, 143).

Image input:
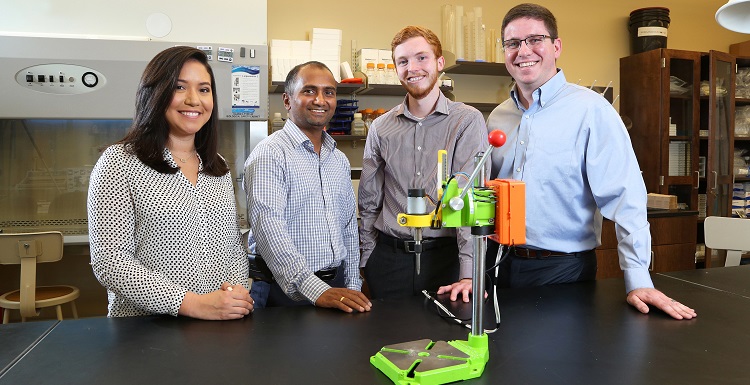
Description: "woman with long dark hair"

(88, 46), (253, 319)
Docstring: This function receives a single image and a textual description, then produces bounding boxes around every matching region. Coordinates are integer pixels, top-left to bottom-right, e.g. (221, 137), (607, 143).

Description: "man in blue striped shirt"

(244, 61), (371, 313)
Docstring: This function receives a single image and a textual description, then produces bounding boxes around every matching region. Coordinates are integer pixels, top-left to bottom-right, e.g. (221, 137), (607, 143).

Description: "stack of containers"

(311, 28), (342, 82)
(698, 193), (707, 218)
(732, 150), (749, 217)
(732, 183), (747, 217)
(628, 7), (670, 54)
(270, 39), (310, 82)
(328, 99), (358, 134)
(668, 141), (689, 176)
(354, 48), (393, 84)
(270, 28), (342, 83)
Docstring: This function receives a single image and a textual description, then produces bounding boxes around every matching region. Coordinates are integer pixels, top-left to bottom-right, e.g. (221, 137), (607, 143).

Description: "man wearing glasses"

(487, 3), (696, 320)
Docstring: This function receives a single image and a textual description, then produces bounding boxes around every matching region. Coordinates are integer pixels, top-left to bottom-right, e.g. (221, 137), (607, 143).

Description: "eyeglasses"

(502, 35), (553, 52)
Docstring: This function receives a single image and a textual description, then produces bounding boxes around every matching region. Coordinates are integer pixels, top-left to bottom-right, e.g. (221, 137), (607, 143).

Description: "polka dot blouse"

(88, 144), (249, 317)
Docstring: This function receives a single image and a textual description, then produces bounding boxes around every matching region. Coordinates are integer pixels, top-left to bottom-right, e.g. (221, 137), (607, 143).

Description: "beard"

(402, 70), (438, 100)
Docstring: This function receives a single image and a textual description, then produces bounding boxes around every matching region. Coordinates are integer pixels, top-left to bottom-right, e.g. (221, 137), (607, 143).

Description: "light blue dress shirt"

(487, 70), (654, 293)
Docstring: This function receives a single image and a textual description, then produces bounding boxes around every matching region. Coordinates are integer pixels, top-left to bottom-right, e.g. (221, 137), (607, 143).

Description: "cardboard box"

(379, 49), (393, 66)
(354, 48), (379, 73)
(647, 193), (678, 210)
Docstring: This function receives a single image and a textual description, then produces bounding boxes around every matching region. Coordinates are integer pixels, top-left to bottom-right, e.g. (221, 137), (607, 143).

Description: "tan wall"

(269, 0), (747, 110)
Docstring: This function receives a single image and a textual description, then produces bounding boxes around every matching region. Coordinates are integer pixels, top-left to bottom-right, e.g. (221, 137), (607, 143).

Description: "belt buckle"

(536, 250), (552, 258)
(403, 240), (423, 253)
(319, 271), (334, 280)
(315, 268), (337, 281)
(517, 248), (551, 259)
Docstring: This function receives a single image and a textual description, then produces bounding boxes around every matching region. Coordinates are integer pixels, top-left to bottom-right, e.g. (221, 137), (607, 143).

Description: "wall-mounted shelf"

(269, 81), (364, 94)
(356, 84), (407, 96)
(329, 134), (366, 140)
(444, 61), (510, 77)
(465, 102), (498, 112)
(357, 84), (453, 96)
(330, 134), (367, 148)
(442, 62), (509, 111)
(270, 81), (453, 97)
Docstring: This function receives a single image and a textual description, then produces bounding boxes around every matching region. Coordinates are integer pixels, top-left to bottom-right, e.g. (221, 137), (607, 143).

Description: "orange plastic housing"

(486, 179), (526, 246)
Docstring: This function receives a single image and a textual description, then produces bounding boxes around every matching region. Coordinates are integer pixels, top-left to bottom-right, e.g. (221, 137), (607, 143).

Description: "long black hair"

(118, 46), (228, 176)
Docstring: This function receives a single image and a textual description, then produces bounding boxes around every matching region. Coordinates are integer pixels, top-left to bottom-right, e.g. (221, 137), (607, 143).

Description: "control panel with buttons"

(16, 63), (106, 95)
(217, 47), (234, 63)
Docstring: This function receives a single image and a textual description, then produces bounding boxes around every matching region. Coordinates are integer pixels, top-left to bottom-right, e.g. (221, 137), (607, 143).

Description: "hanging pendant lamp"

(716, 0), (750, 33)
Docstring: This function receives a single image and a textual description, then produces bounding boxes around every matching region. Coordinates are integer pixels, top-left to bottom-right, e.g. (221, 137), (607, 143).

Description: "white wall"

(0, 0), (266, 44)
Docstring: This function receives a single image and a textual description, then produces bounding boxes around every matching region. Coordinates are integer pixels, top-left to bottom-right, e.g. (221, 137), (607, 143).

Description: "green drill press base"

(370, 333), (489, 385)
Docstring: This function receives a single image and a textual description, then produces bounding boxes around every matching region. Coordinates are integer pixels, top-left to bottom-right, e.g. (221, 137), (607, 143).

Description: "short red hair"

(391, 26), (443, 58)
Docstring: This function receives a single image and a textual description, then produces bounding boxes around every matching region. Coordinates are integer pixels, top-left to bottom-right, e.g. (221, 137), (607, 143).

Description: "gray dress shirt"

(358, 92), (489, 279)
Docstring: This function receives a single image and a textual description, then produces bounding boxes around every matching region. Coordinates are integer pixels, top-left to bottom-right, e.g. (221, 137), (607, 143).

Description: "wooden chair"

(0, 231), (79, 323)
(704, 216), (750, 267)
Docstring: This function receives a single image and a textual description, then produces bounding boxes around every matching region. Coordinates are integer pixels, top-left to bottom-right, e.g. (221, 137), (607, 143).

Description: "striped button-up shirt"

(358, 92), (489, 279)
(244, 120), (361, 303)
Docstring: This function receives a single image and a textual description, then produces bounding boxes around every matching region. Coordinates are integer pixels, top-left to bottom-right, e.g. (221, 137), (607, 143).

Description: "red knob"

(488, 130), (506, 147)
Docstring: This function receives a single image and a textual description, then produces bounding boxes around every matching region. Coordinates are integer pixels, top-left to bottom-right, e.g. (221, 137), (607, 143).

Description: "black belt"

(249, 254), (340, 282)
(314, 264), (341, 281)
(378, 231), (455, 253)
(513, 247), (595, 259)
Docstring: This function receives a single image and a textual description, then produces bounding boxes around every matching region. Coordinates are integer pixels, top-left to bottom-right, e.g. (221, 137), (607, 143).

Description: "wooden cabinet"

(698, 51), (736, 267)
(621, 49), (750, 268)
(620, 49), (701, 212)
(596, 212), (697, 279)
(699, 51), (736, 221)
(732, 56), (750, 198)
(736, 58), (750, 180)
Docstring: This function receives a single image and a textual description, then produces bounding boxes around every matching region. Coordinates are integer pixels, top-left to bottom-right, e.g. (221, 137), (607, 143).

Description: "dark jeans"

(487, 242), (597, 288)
(251, 264), (346, 308)
(363, 236), (459, 299)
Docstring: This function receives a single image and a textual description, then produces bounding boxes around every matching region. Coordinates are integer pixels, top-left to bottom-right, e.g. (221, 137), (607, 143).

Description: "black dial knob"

(81, 72), (98, 87)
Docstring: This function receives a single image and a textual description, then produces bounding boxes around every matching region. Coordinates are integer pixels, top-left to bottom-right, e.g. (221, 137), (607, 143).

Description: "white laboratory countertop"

(64, 235), (90, 245)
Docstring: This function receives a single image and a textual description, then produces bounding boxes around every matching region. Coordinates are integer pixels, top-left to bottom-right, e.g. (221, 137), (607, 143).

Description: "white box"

(270, 40), (292, 82)
(312, 48), (340, 58)
(271, 39), (291, 49)
(291, 40), (311, 52)
(312, 29), (342, 48)
(379, 49), (393, 66)
(340, 61), (354, 79)
(312, 28), (342, 38)
(354, 48), (380, 73)
(321, 61), (341, 82)
(271, 40), (292, 60)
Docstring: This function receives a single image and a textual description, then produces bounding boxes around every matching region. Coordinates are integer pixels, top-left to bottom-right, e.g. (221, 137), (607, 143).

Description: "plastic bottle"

(351, 113), (366, 136)
(375, 63), (386, 85)
(386, 63), (399, 85)
(361, 108), (374, 131)
(271, 112), (284, 133)
(365, 62), (376, 86)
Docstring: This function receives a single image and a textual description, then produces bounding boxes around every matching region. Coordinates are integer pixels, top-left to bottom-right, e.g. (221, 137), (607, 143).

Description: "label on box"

(638, 27), (667, 37)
